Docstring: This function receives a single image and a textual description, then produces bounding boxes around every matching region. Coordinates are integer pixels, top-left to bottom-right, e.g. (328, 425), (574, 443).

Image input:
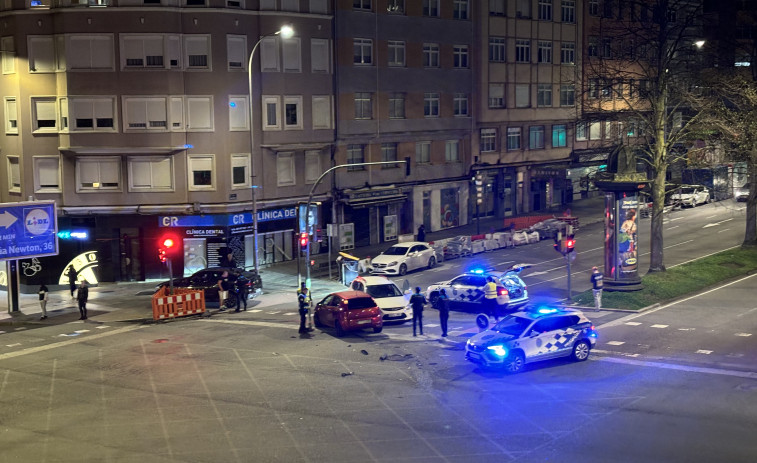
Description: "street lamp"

(248, 25), (294, 275)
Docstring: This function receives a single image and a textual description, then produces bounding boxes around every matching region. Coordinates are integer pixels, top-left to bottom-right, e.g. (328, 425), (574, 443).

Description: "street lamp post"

(248, 25), (294, 275)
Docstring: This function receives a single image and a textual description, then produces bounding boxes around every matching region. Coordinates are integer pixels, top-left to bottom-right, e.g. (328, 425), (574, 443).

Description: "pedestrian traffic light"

(566, 238), (575, 253)
(299, 232), (309, 249)
(158, 248), (167, 263)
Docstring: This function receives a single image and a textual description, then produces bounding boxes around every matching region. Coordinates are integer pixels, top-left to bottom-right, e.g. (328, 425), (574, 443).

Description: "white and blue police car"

(426, 264), (529, 314)
(465, 307), (598, 373)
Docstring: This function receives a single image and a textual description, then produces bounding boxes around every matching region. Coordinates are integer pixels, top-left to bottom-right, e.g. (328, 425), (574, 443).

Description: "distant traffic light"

(566, 238), (575, 253)
(158, 248), (167, 263)
(299, 232), (309, 249)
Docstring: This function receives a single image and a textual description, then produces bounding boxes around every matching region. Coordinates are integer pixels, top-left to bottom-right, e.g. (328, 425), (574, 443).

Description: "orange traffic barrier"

(152, 287), (206, 320)
(503, 214), (553, 231)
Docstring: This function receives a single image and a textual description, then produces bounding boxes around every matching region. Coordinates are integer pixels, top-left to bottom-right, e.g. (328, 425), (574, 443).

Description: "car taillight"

(498, 288), (508, 296)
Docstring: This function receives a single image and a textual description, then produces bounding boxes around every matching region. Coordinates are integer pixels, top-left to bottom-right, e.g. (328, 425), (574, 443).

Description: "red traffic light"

(299, 232), (309, 248)
(158, 248), (167, 263)
(566, 238), (575, 253)
(162, 238), (175, 249)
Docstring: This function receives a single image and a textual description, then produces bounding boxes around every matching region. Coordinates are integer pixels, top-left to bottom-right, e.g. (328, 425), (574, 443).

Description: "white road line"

(696, 350), (713, 354)
(650, 324), (669, 329)
(735, 333), (752, 337)
(705, 214), (718, 219)
(200, 319), (296, 329)
(670, 217), (684, 221)
(664, 239), (693, 249)
(0, 325), (144, 361)
(625, 322), (642, 326)
(591, 354), (757, 379)
(606, 341), (625, 346)
(95, 326), (109, 329)
(6, 343), (21, 347)
(666, 226), (679, 230)
(717, 228), (731, 233)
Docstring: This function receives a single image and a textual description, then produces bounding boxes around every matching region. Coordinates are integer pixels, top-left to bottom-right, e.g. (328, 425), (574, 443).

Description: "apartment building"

(0, 0), (334, 284)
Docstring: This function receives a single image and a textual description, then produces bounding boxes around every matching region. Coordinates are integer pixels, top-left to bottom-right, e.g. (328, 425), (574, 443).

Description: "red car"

(313, 290), (383, 337)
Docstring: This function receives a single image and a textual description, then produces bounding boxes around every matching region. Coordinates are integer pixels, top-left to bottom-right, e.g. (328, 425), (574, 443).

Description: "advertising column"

(603, 192), (641, 290)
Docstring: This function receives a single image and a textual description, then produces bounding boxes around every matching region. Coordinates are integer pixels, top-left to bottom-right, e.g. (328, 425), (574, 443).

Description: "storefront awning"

(345, 194), (407, 208)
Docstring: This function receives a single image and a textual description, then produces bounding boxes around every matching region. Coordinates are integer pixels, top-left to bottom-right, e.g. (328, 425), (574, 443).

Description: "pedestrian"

(437, 288), (449, 337)
(217, 271), (233, 310)
(76, 280), (89, 320)
(591, 266), (604, 311)
(67, 266), (77, 299)
(417, 224), (426, 242)
(297, 282), (312, 333)
(235, 276), (249, 313)
(335, 255), (344, 285)
(484, 276), (500, 321)
(409, 286), (426, 336)
(38, 283), (49, 320)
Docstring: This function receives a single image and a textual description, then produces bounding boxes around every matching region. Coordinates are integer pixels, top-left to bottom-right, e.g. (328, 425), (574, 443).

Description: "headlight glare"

(487, 345), (508, 357)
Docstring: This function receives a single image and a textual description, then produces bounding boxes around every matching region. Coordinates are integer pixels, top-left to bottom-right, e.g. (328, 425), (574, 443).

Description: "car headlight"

(388, 261), (398, 266)
(486, 345), (508, 357)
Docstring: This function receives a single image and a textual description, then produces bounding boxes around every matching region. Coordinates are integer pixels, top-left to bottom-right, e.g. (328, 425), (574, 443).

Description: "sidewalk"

(0, 195), (606, 325)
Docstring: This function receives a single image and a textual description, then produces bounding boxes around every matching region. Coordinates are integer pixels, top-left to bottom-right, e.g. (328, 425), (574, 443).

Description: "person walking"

(417, 224), (426, 242)
(297, 282), (312, 333)
(38, 283), (49, 320)
(235, 276), (249, 313)
(67, 266), (77, 299)
(409, 287), (427, 336)
(76, 280), (89, 320)
(217, 271), (232, 310)
(590, 266), (604, 311)
(484, 276), (500, 321)
(437, 288), (449, 337)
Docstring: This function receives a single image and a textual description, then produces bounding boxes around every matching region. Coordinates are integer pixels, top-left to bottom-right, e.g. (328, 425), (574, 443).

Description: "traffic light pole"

(167, 259), (174, 295)
(565, 254), (572, 300)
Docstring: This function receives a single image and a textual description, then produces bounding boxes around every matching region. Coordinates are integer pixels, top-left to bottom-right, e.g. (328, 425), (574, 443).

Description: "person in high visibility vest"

(484, 276), (500, 321)
(297, 282), (312, 333)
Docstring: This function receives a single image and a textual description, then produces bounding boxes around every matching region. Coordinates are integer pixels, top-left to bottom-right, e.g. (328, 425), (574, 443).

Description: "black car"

(156, 267), (262, 309)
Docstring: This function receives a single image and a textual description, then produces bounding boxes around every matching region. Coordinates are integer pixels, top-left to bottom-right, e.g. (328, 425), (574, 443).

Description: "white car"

(426, 269), (511, 315)
(370, 242), (437, 276)
(672, 185), (710, 207)
(734, 183), (750, 202)
(349, 275), (411, 323)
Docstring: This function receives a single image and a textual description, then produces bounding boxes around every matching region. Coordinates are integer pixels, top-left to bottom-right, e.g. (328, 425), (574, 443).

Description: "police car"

(465, 307), (598, 373)
(426, 265), (530, 314)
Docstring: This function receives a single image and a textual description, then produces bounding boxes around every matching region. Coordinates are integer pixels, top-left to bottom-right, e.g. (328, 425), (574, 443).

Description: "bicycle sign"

(0, 200), (59, 261)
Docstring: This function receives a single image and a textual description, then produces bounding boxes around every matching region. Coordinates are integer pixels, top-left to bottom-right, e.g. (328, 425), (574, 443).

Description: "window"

(423, 43), (440, 67)
(490, 0), (505, 16)
(305, 150), (322, 184)
(576, 122), (586, 141)
(32, 97), (57, 132)
(537, 84), (552, 107)
(227, 35), (247, 70)
(228, 96), (249, 131)
(5, 97), (17, 134)
(601, 78), (612, 98)
(355, 92), (372, 120)
(453, 0), (469, 19)
(231, 153), (250, 189)
(561, 0), (575, 22)
(516, 40), (530, 62)
(538, 0), (552, 20)
(122, 35), (164, 68)
(601, 38), (612, 58)
(516, 0), (531, 18)
(615, 79), (625, 98)
(276, 152), (294, 186)
(381, 143), (398, 168)
(66, 35), (115, 70)
(77, 156), (121, 192)
(604, 120), (612, 139)
(260, 37), (280, 72)
(515, 84), (530, 108)
(529, 126), (545, 149)
(281, 0), (299, 11)
(552, 124), (567, 147)
(170, 97), (183, 131)
(538, 41), (552, 63)
(283, 96), (302, 129)
(603, 0), (613, 18)
(347, 144), (365, 171)
(423, 0), (439, 16)
(454, 93), (468, 116)
(507, 127), (521, 150)
(186, 96), (213, 131)
(560, 84), (575, 106)
(389, 93), (405, 119)
(489, 37), (506, 62)
(354, 38), (373, 65)
(588, 79), (599, 99)
(1, 37), (15, 74)
(353, 0), (371, 10)
(282, 37), (301, 72)
(589, 0), (599, 16)
(185, 35), (210, 69)
(416, 141), (431, 164)
(187, 154), (214, 190)
(33, 156), (60, 193)
(7, 156), (20, 192)
(480, 129), (496, 152)
(589, 121), (601, 140)
(453, 45), (469, 68)
(28, 36), (55, 73)
(561, 42), (575, 64)
(312, 95), (332, 129)
(311, 38), (330, 73)
(387, 0), (404, 13)
(70, 97), (116, 131)
(424, 93), (439, 117)
(388, 41), (405, 67)
(588, 36), (598, 57)
(262, 96), (280, 130)
(488, 83), (505, 108)
(126, 156), (173, 192)
(445, 141), (460, 162)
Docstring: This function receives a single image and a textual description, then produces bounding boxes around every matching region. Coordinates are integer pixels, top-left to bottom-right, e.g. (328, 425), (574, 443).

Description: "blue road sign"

(0, 201), (58, 260)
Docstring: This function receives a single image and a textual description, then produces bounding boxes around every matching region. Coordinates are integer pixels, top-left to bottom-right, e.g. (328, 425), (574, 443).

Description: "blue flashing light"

(535, 306), (559, 315)
(487, 345), (508, 357)
(471, 268), (485, 274)
(183, 144), (194, 149)
(229, 101), (237, 107)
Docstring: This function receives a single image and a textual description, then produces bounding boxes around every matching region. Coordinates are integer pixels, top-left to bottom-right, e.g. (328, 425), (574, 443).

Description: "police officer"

(409, 287), (427, 337)
(297, 282), (312, 333)
(235, 276), (249, 313)
(484, 276), (499, 321)
(437, 288), (449, 337)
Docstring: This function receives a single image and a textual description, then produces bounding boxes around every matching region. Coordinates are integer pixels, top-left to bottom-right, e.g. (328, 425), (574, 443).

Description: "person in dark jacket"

(67, 266), (77, 298)
(220, 252), (237, 268)
(235, 276), (249, 312)
(217, 271), (233, 310)
(409, 287), (427, 336)
(417, 225), (426, 242)
(297, 282), (312, 333)
(437, 288), (449, 337)
(77, 280), (89, 320)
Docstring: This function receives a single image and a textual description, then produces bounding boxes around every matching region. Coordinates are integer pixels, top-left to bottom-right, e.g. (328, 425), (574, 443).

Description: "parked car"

(155, 267), (262, 309)
(465, 307), (598, 373)
(313, 290), (383, 337)
(370, 242), (437, 276)
(734, 183), (751, 202)
(349, 275), (412, 323)
(426, 268), (512, 315)
(671, 184), (710, 207)
(443, 236), (473, 259)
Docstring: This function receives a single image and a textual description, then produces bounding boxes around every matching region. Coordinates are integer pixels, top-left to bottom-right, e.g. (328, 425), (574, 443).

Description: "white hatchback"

(349, 275), (412, 323)
(370, 242), (437, 276)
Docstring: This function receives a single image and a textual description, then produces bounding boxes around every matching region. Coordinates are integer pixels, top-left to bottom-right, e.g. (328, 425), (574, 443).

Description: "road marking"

(650, 324), (668, 329)
(717, 228), (731, 233)
(696, 350), (713, 354)
(0, 325), (144, 360)
(735, 333), (752, 337)
(664, 239), (693, 249)
(200, 319), (295, 329)
(592, 353), (757, 379)
(625, 322), (642, 326)
(249, 309), (262, 313)
(95, 326), (109, 329)
(670, 217), (684, 221)
(678, 328), (695, 331)
(666, 226), (679, 230)
(283, 312), (297, 316)
(6, 343), (21, 347)
(703, 218), (734, 228)
(74, 330), (90, 334)
(705, 214), (718, 219)
(606, 341), (625, 346)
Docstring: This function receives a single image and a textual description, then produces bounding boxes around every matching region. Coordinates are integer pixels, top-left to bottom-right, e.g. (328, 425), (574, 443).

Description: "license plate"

(357, 319), (371, 325)
(468, 352), (481, 360)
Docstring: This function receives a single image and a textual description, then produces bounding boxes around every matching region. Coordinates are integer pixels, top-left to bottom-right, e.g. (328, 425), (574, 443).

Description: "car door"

(408, 245), (424, 271)
(519, 319), (561, 361)
(317, 295), (336, 327)
(448, 275), (487, 311)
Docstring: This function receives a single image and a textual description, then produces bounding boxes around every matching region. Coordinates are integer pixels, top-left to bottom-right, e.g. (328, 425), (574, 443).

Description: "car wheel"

(224, 293), (238, 309)
(313, 311), (324, 328)
(427, 256), (436, 269)
(373, 326), (382, 334)
(572, 340), (591, 361)
(505, 351), (525, 373)
(334, 320), (345, 337)
(399, 264), (407, 276)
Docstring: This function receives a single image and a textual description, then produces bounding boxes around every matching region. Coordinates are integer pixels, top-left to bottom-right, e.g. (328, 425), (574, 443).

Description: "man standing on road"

(437, 288), (449, 337)
(67, 266), (77, 299)
(297, 282), (312, 334)
(484, 276), (499, 321)
(38, 283), (49, 320)
(591, 266), (603, 311)
(77, 280), (89, 320)
(409, 287), (427, 337)
(235, 276), (248, 313)
(217, 271), (232, 311)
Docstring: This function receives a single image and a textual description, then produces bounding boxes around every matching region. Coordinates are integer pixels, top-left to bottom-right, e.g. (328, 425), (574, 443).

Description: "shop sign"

(159, 207), (298, 229)
(349, 188), (401, 200)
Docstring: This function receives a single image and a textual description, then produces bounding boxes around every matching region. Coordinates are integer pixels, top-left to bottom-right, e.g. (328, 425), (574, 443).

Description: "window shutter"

(30, 36), (55, 72)
(282, 38), (300, 72)
(153, 158), (172, 188)
(187, 97), (212, 130)
(260, 37), (278, 71)
(38, 158), (59, 188)
(312, 96), (330, 129)
(170, 97), (184, 130)
(91, 36), (113, 69)
(311, 39), (329, 72)
(36, 100), (56, 121)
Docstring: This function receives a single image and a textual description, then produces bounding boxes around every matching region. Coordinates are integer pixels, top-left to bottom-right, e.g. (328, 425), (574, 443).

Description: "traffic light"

(299, 232), (309, 249)
(158, 234), (178, 262)
(158, 248), (167, 263)
(565, 238), (575, 253)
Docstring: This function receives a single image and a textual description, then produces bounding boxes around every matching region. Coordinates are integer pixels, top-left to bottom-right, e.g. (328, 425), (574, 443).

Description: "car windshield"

(492, 315), (532, 336)
(383, 246), (410, 256)
(347, 297), (376, 310)
(365, 284), (403, 298)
